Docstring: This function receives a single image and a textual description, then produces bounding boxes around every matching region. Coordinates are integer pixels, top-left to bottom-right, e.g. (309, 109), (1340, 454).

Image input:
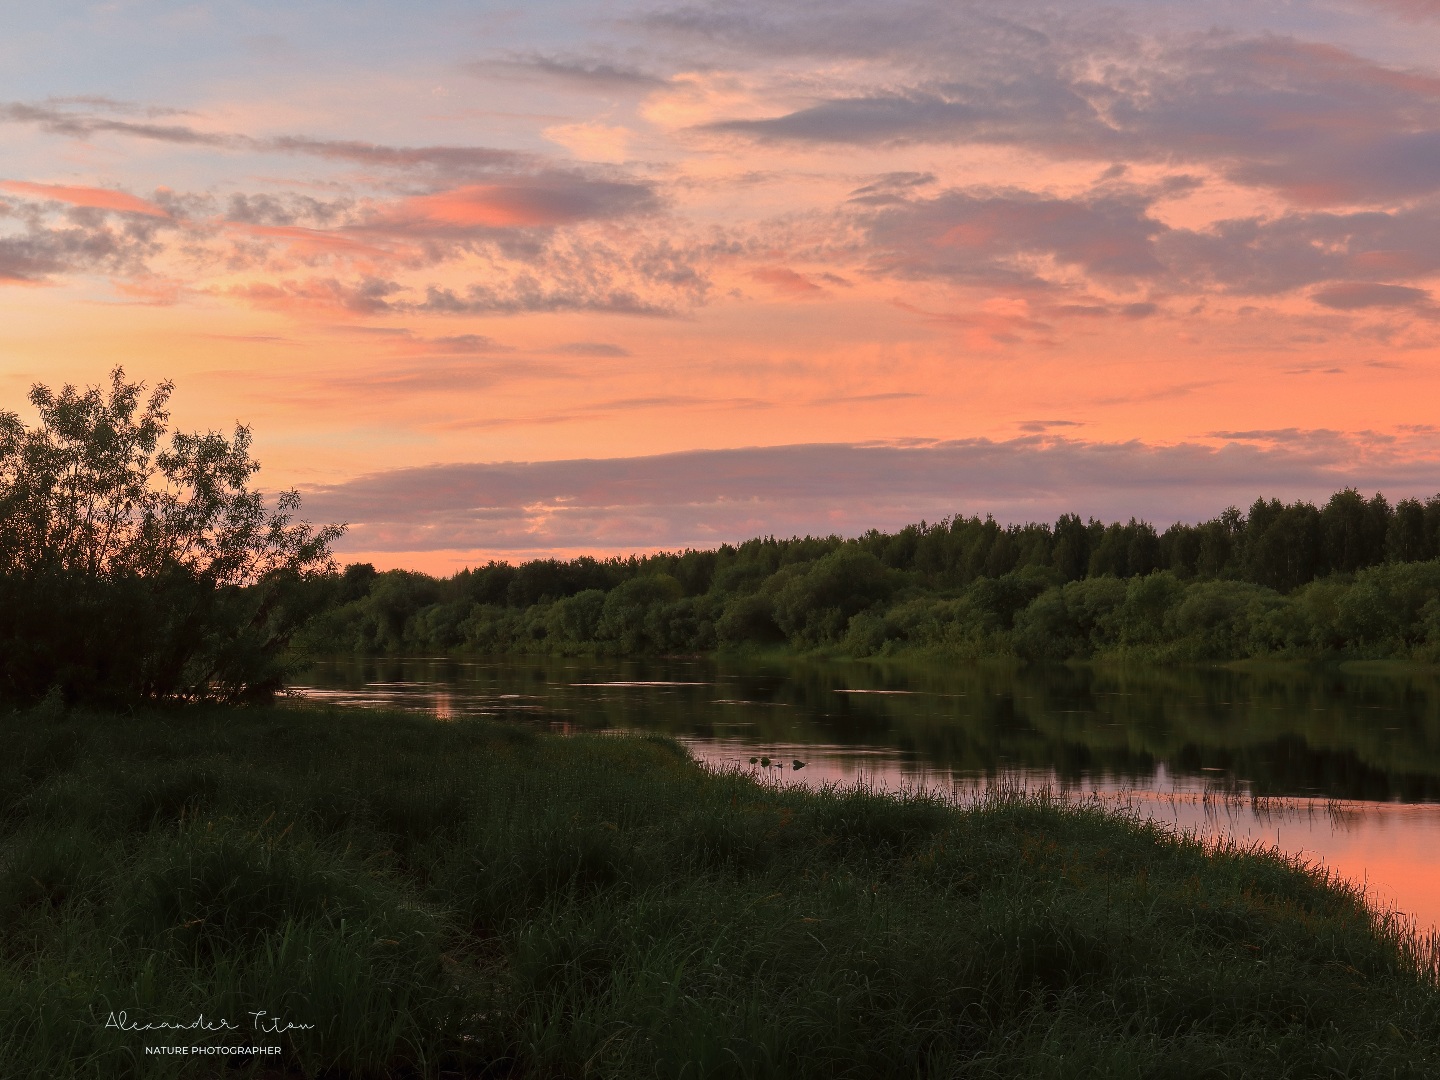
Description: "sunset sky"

(5, 0), (1440, 571)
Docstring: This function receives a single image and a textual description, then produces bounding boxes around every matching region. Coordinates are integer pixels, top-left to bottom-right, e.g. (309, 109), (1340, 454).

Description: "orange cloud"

(384, 184), (585, 229)
(110, 276), (184, 305)
(232, 222), (393, 263)
(366, 176), (655, 236)
(751, 267), (824, 296)
(0, 180), (171, 218)
(222, 276), (400, 315)
(394, 185), (559, 227)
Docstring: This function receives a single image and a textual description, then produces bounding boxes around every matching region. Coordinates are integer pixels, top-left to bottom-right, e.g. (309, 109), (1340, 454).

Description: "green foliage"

(769, 547), (897, 646)
(1167, 579), (1278, 658)
(598, 573), (685, 650)
(2, 703), (1438, 1078)
(716, 592), (785, 647)
(270, 480), (1440, 664)
(0, 369), (342, 704)
(547, 587), (606, 642)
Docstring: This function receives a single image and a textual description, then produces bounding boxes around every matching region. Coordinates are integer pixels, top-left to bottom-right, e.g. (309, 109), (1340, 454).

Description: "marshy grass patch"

(0, 699), (1438, 1077)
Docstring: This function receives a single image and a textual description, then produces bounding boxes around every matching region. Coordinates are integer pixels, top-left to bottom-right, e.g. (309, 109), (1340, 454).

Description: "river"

(292, 655), (1440, 934)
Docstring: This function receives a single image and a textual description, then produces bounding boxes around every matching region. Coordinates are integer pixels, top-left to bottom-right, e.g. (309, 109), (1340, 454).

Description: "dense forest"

(297, 488), (1440, 663)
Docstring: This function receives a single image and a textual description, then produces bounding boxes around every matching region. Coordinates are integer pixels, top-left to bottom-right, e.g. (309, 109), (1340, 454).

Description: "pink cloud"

(232, 222), (390, 261)
(751, 266), (824, 295)
(371, 177), (655, 234)
(0, 180), (170, 218)
(222, 276), (401, 314)
(391, 184), (574, 228)
(710, 32), (1440, 207)
(302, 435), (1440, 562)
(1311, 281), (1433, 310)
(867, 189), (1165, 286)
(1359, 0), (1440, 20)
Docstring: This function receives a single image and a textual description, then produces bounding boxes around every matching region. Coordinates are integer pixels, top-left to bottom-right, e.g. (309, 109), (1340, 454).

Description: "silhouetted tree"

(1243, 499), (1322, 592)
(1198, 508), (1243, 578)
(0, 368), (343, 704)
(1321, 489), (1391, 573)
(1052, 514), (1093, 581)
(1159, 522), (1201, 577)
(1388, 499), (1431, 563)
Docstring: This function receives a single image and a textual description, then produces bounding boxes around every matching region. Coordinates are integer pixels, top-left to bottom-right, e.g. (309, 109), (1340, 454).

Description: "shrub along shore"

(4, 701), (1439, 1078)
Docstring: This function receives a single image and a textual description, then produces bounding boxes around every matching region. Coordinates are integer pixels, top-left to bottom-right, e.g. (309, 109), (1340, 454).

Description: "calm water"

(292, 656), (1440, 933)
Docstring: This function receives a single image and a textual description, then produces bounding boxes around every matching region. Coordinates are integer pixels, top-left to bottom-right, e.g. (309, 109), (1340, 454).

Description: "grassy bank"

(3, 705), (1439, 1078)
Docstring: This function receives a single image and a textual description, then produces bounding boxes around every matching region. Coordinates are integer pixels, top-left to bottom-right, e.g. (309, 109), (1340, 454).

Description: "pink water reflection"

(291, 669), (1440, 938)
(683, 739), (1440, 935)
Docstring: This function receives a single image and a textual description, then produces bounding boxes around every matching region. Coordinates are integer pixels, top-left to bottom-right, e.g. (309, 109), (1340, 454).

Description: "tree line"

(296, 489), (1440, 663)
(6, 371), (1439, 700)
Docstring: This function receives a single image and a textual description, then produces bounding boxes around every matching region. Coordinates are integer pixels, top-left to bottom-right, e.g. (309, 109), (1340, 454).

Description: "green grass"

(1, 702), (1438, 1078)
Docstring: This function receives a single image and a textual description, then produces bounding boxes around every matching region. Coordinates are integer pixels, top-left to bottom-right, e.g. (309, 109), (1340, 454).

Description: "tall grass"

(1, 701), (1438, 1077)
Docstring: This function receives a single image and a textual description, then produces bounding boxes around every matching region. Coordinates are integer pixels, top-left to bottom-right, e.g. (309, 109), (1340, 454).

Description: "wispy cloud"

(1357, 0), (1440, 20)
(475, 53), (669, 90)
(864, 186), (1166, 284)
(0, 204), (167, 283)
(303, 434), (1440, 559)
(701, 21), (1440, 206)
(363, 178), (657, 234)
(416, 282), (679, 317)
(1312, 281), (1435, 310)
(552, 341), (632, 356)
(751, 266), (825, 295)
(0, 180), (171, 218)
(0, 139), (697, 315)
(1, 100), (528, 178)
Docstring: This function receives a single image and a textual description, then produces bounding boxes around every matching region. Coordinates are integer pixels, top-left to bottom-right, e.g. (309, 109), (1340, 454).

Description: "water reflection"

(292, 655), (1440, 931)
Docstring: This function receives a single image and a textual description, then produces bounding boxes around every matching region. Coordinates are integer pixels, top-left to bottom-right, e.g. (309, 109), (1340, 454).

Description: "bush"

(1012, 587), (1082, 660)
(598, 574), (684, 650)
(716, 593), (785, 646)
(549, 588), (607, 643)
(770, 548), (898, 646)
(1167, 580), (1276, 658)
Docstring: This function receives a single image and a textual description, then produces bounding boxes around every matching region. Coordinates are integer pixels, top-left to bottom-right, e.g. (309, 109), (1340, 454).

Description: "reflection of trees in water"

(298, 655), (1440, 802)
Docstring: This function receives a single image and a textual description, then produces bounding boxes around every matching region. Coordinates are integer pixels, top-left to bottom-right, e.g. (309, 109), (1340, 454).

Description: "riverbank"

(4, 702), (1439, 1078)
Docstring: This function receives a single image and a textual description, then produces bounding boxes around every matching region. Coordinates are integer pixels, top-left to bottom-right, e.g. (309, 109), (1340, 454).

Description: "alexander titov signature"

(104, 1010), (314, 1035)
